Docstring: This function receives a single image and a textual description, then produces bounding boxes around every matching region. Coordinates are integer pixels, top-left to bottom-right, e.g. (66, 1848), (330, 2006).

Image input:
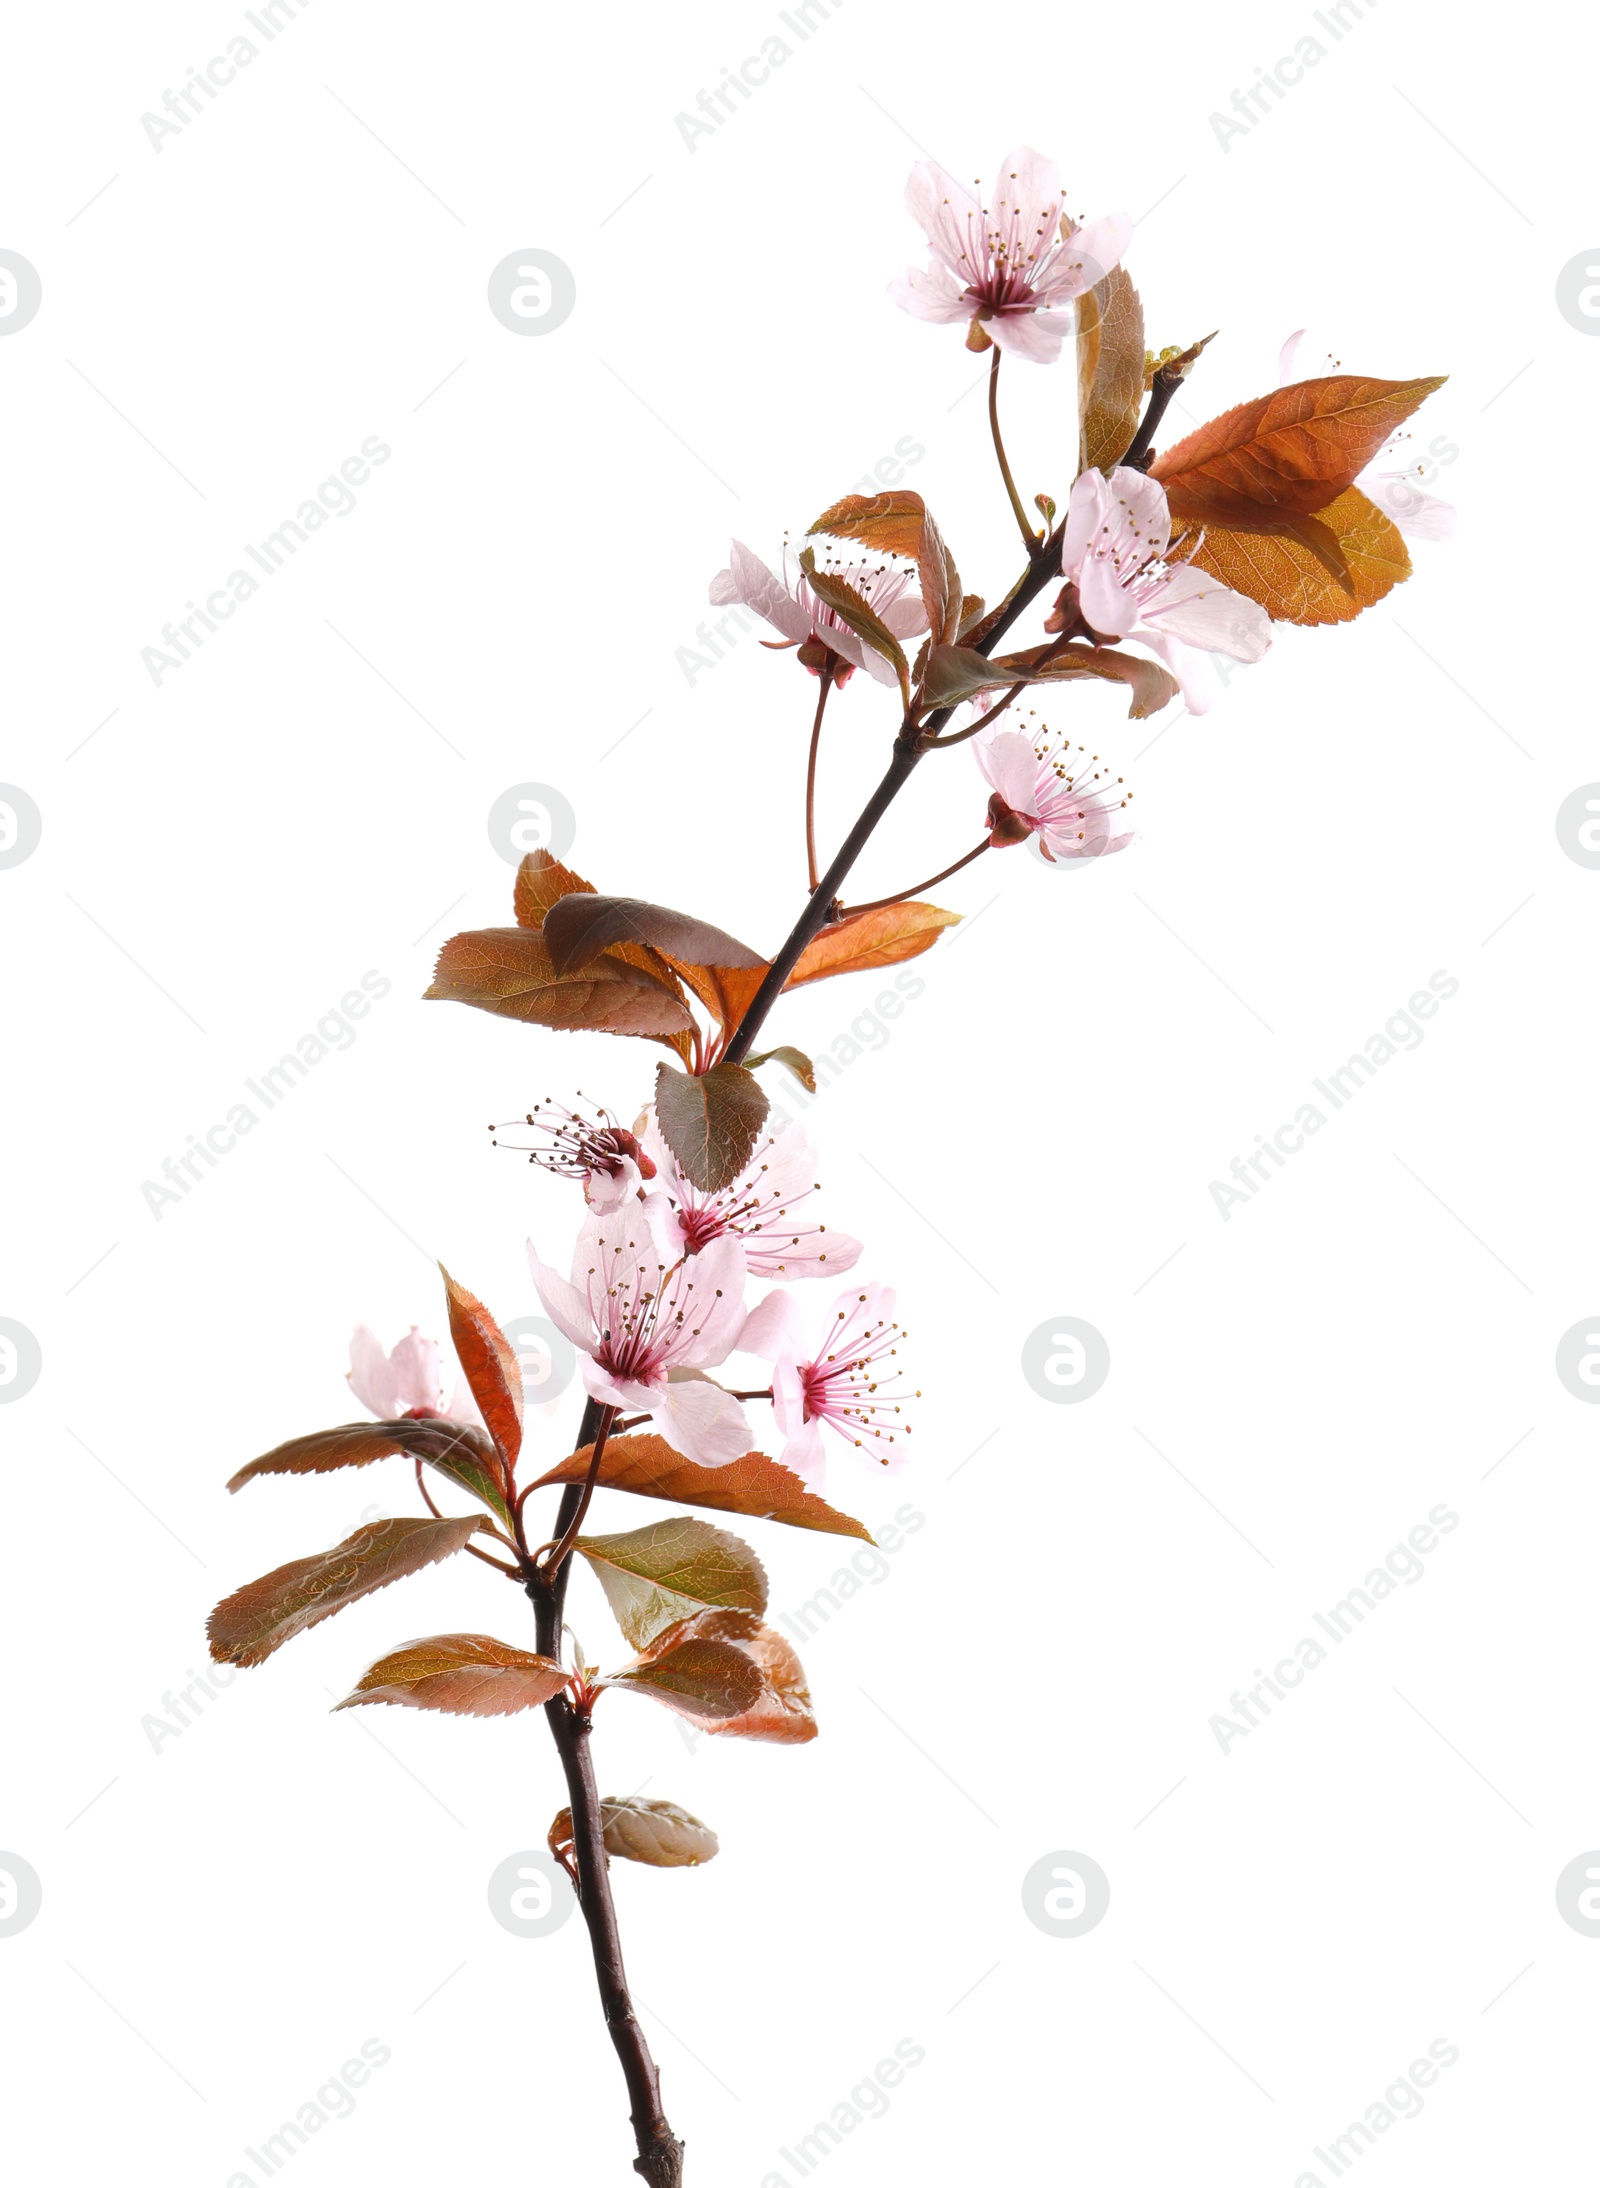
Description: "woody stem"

(528, 1398), (684, 2187)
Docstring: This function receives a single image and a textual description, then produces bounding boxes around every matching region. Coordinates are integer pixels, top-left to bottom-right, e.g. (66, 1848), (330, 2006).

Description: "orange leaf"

(425, 927), (693, 1038)
(533, 1433), (873, 1542)
(1152, 374), (1447, 522)
(513, 848), (593, 928)
(787, 901), (960, 987)
(1170, 486), (1411, 627)
(808, 489), (960, 644)
(660, 955), (767, 1029)
(439, 1266), (522, 1469)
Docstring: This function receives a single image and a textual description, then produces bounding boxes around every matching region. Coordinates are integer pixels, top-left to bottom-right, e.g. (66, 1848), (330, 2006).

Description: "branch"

(1121, 342), (1212, 473)
(524, 1395), (683, 2186)
(722, 533), (1064, 1065)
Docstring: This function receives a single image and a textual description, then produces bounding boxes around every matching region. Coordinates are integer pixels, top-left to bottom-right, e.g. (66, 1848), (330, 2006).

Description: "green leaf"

(920, 644), (1002, 709)
(208, 1515), (484, 1669)
(576, 1517), (768, 1649)
(745, 1045), (817, 1094)
(335, 1634), (571, 1716)
(654, 1060), (769, 1193)
(549, 1795), (719, 1869)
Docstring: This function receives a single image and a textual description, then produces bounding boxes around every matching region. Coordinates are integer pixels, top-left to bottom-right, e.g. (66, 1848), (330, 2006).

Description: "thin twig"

(804, 666), (835, 890)
(923, 681), (1026, 748)
(536, 1406), (617, 1576)
(989, 348), (1039, 549)
(842, 840), (990, 917)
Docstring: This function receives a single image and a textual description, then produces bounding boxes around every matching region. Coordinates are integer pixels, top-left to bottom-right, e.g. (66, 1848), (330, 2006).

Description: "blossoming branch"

(206, 145), (1447, 2186)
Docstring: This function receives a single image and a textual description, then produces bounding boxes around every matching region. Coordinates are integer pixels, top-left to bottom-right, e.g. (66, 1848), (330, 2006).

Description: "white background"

(2, 2), (1595, 2182)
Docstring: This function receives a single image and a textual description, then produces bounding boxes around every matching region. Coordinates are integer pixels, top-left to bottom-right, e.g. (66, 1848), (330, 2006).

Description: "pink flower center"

(585, 1234), (720, 1384)
(797, 1296), (916, 1463)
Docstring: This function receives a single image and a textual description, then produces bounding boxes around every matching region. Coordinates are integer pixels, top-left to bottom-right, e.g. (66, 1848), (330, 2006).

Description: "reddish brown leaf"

(208, 1515), (484, 1668)
(1169, 485), (1411, 627)
(603, 1610), (815, 1742)
(697, 1615), (817, 1745)
(335, 1633), (571, 1716)
(787, 901), (961, 987)
(532, 1433), (873, 1542)
(439, 1266), (522, 1470)
(1152, 374), (1447, 522)
(543, 894), (764, 978)
(226, 1417), (513, 1531)
(602, 1629), (764, 1722)
(987, 643), (1179, 719)
(425, 927), (693, 1039)
(654, 1061), (769, 1193)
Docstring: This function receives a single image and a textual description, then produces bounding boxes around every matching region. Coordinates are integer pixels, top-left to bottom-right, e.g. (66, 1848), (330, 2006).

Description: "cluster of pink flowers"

(355, 1115), (913, 1488)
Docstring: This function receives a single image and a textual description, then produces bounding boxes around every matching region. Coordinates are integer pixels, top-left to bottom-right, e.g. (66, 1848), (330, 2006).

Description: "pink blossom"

(642, 1120), (861, 1280)
(1279, 330), (1456, 540)
(974, 726), (1134, 863)
(493, 1097), (655, 1213)
(527, 1205), (753, 1468)
(709, 541), (927, 686)
(743, 1283), (915, 1483)
(1059, 466), (1271, 713)
(347, 1326), (481, 1424)
(891, 146), (1131, 363)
